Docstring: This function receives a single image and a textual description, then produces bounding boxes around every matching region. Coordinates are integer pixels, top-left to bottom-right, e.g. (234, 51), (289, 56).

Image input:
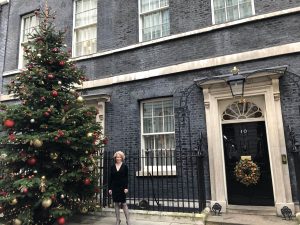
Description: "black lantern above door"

(227, 66), (246, 98)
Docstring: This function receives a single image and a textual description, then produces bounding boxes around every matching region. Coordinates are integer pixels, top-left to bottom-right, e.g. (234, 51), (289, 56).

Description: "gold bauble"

(13, 219), (22, 225)
(33, 139), (43, 148)
(50, 152), (58, 160)
(9, 198), (18, 205)
(41, 198), (52, 208)
(88, 165), (94, 171)
(87, 132), (93, 137)
(80, 206), (88, 214)
(76, 96), (84, 103)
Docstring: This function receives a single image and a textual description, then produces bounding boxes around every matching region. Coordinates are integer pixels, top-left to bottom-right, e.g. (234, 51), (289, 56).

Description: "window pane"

(76, 0), (83, 13)
(150, 0), (159, 11)
(153, 117), (163, 132)
(155, 135), (164, 149)
(143, 103), (152, 117)
(76, 8), (97, 27)
(163, 100), (173, 115)
(166, 149), (176, 166)
(214, 8), (226, 24)
(240, 2), (252, 18)
(143, 118), (153, 133)
(160, 0), (169, 7)
(164, 116), (174, 132)
(91, 0), (97, 8)
(214, 0), (225, 9)
(142, 14), (152, 41)
(161, 10), (170, 36)
(165, 134), (175, 149)
(141, 0), (149, 13)
(144, 135), (154, 149)
(156, 149), (165, 166)
(226, 0), (238, 7)
(226, 5), (239, 21)
(75, 25), (96, 56)
(153, 102), (163, 116)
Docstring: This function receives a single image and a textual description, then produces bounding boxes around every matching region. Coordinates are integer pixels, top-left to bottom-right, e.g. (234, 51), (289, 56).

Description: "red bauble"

(84, 178), (91, 185)
(47, 74), (54, 79)
(57, 217), (65, 225)
(58, 130), (64, 137)
(3, 119), (15, 128)
(22, 187), (28, 194)
(59, 61), (65, 66)
(27, 157), (37, 166)
(44, 112), (50, 117)
(40, 96), (46, 102)
(51, 90), (58, 97)
(8, 134), (16, 141)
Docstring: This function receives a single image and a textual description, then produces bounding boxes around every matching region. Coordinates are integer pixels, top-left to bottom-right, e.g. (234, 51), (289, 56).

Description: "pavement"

(67, 209), (298, 225)
(68, 216), (201, 225)
(68, 209), (204, 225)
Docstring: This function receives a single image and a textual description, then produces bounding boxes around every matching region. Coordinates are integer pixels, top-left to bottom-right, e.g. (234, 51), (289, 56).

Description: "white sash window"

(73, 0), (97, 57)
(139, 0), (170, 42)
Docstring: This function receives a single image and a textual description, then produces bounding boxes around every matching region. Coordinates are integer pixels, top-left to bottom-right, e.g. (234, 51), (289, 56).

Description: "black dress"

(109, 163), (128, 203)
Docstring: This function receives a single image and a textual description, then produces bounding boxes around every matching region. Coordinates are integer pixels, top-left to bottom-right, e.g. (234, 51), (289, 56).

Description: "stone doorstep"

(226, 205), (277, 216)
(206, 213), (297, 225)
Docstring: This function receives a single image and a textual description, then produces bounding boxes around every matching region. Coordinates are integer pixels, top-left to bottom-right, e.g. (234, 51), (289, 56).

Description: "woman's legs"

(114, 203), (121, 225)
(121, 203), (131, 225)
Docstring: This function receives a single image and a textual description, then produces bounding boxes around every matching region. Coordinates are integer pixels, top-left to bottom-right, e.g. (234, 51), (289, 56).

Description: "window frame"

(139, 98), (176, 175)
(72, 0), (98, 57)
(18, 13), (39, 69)
(138, 0), (170, 42)
(211, 0), (255, 25)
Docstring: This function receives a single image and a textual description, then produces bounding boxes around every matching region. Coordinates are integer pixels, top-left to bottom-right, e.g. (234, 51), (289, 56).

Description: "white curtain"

(75, 0), (97, 56)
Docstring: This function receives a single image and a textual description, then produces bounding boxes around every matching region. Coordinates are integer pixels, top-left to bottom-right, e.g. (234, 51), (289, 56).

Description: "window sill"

(0, 0), (9, 5)
(136, 170), (177, 177)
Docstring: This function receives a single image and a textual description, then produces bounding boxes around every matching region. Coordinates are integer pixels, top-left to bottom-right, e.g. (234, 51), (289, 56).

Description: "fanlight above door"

(222, 101), (263, 121)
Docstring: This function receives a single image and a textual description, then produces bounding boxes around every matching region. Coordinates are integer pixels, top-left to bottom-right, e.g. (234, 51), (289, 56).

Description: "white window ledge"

(0, 0), (9, 5)
(136, 170), (177, 177)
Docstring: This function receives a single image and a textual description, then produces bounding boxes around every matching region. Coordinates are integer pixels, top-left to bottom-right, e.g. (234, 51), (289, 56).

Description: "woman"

(108, 151), (131, 225)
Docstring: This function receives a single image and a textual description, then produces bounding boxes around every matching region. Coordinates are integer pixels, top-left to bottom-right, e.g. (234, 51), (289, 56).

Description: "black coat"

(109, 163), (128, 203)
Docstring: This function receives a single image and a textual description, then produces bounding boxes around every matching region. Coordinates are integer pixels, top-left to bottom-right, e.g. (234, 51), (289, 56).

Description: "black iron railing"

(100, 148), (206, 213)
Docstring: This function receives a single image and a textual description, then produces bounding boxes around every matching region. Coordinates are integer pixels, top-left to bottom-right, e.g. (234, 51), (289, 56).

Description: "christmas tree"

(0, 6), (106, 225)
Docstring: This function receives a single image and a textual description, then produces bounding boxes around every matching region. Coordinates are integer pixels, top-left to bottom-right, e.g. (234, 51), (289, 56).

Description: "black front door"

(222, 121), (274, 206)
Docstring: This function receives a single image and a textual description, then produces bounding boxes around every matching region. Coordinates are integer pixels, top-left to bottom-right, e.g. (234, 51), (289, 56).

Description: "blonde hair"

(113, 151), (125, 161)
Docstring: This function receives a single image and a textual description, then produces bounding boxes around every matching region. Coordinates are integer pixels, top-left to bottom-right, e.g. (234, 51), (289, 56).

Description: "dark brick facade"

(0, 3), (9, 93)
(1, 0), (300, 208)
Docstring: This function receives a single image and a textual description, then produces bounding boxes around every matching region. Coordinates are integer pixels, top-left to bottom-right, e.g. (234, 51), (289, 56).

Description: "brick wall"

(0, 3), (9, 93)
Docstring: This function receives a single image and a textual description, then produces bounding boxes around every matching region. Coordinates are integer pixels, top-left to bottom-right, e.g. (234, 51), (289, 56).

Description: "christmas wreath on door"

(234, 158), (260, 186)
